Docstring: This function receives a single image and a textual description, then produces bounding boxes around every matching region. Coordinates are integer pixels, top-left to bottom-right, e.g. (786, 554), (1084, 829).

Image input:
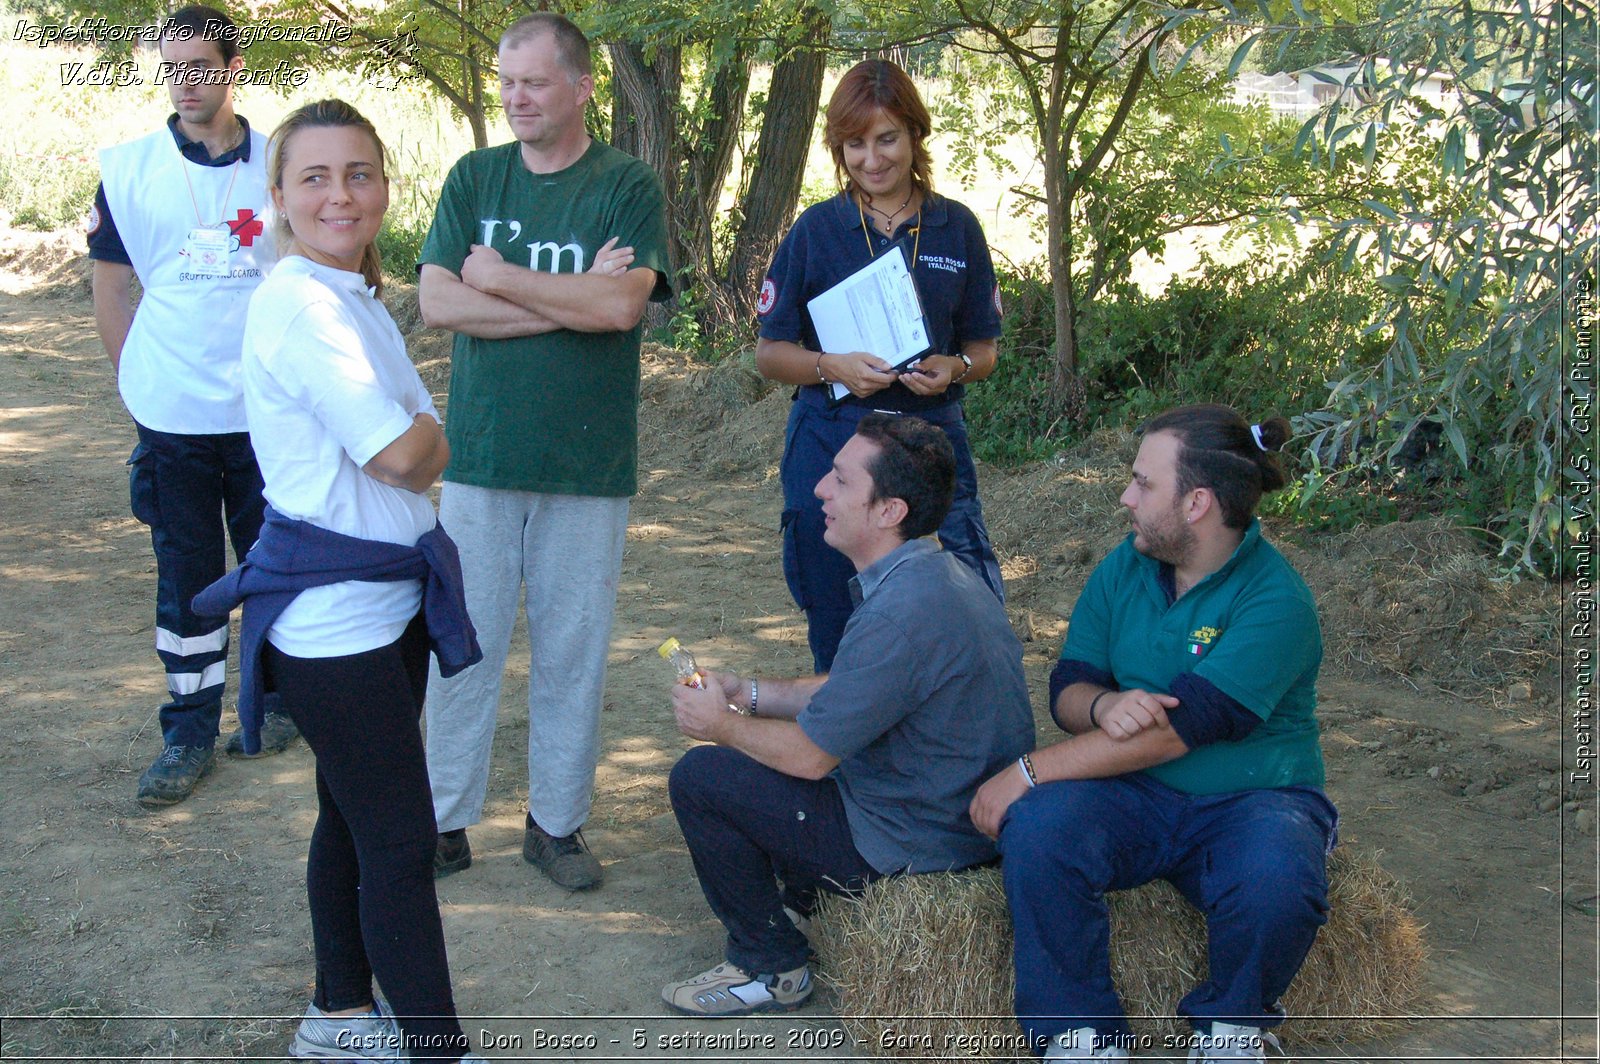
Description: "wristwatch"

(952, 352), (974, 383)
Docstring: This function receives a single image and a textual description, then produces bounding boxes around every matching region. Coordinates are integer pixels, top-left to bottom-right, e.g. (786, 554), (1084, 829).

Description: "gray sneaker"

(136, 744), (215, 807)
(661, 962), (812, 1017)
(523, 815), (602, 890)
(224, 710), (301, 758)
(288, 1000), (402, 1061)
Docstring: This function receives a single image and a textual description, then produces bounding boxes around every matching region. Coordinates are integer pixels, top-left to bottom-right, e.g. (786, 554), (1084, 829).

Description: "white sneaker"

(288, 1000), (402, 1061)
(1044, 1026), (1130, 1061)
(1187, 1021), (1279, 1061)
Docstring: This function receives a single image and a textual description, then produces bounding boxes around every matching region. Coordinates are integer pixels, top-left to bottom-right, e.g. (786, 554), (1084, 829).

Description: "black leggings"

(264, 614), (468, 1062)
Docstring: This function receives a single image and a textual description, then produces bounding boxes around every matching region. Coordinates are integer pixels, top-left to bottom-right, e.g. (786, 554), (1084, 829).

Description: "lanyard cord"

(179, 136), (243, 228)
(856, 192), (921, 266)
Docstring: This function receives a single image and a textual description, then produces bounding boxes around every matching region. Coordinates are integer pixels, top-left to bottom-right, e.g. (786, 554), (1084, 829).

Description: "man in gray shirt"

(662, 414), (1034, 1018)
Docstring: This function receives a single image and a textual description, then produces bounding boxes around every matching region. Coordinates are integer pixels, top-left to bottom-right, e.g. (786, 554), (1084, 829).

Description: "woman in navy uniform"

(755, 58), (1006, 672)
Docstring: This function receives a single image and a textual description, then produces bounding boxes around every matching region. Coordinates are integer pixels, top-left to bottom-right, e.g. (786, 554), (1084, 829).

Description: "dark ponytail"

(1142, 404), (1293, 529)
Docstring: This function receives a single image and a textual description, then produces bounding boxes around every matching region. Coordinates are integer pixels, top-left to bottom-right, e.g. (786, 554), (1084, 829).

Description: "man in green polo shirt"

(970, 404), (1337, 1063)
(417, 11), (671, 891)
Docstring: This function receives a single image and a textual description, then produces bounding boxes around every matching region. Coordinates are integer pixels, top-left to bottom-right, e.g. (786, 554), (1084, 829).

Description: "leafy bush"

(969, 249), (1389, 469)
(1076, 248), (1388, 421)
(963, 261), (1073, 464)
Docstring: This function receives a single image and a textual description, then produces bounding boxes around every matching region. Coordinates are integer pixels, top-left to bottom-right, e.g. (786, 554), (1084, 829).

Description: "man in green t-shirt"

(418, 12), (671, 891)
(969, 404), (1338, 1063)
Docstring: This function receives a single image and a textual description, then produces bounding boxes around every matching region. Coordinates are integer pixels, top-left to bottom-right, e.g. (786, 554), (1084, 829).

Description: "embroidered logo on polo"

(1187, 626), (1222, 657)
(85, 203), (102, 236)
(756, 277), (776, 315)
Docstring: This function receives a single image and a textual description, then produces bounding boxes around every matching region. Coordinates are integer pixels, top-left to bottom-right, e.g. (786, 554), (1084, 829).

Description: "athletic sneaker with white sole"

(1187, 1022), (1279, 1061)
(661, 961), (811, 1017)
(288, 1000), (403, 1061)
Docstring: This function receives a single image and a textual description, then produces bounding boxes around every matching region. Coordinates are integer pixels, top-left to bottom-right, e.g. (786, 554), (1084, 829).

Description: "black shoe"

(223, 710), (300, 758)
(136, 744), (215, 807)
(523, 815), (602, 890)
(434, 828), (472, 879)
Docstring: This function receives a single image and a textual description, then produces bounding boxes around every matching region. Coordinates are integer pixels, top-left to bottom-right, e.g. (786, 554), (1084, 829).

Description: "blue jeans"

(669, 745), (881, 973)
(779, 392), (1003, 672)
(998, 774), (1338, 1052)
(128, 424), (265, 747)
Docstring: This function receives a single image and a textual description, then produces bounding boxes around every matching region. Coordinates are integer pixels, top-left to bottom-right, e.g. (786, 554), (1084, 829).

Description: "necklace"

(855, 195), (921, 263)
(864, 190), (913, 232)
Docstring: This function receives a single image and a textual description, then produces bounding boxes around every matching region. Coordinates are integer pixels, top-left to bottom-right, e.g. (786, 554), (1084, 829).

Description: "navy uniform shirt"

(757, 191), (1003, 414)
(86, 114), (256, 265)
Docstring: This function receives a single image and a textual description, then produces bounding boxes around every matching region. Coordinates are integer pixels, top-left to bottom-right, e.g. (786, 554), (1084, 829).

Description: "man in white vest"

(90, 4), (298, 807)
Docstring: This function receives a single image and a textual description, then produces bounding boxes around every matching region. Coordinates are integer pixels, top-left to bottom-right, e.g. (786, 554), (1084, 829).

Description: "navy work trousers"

(669, 745), (881, 974)
(999, 773), (1338, 1053)
(128, 423), (265, 747)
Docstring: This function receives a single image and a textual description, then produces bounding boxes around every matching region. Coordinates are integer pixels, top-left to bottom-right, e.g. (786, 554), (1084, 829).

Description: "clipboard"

(806, 241), (931, 402)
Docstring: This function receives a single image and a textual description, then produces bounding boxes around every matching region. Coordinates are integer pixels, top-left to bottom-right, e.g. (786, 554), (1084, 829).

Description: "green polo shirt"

(1061, 520), (1324, 795)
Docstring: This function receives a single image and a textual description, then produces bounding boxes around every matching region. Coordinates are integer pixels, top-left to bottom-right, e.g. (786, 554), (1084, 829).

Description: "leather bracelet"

(815, 352), (828, 383)
(1088, 689), (1110, 729)
(750, 678), (759, 717)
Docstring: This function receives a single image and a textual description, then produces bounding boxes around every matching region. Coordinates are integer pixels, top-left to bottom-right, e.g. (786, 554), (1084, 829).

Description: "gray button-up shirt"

(798, 538), (1034, 873)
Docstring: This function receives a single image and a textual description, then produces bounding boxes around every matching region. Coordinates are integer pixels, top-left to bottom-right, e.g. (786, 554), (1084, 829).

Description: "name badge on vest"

(184, 225), (232, 277)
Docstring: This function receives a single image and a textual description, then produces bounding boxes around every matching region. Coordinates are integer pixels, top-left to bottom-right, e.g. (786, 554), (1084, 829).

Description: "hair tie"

(1250, 423), (1270, 452)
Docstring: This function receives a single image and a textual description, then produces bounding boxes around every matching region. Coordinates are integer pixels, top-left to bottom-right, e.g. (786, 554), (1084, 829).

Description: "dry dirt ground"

(0, 226), (1594, 1062)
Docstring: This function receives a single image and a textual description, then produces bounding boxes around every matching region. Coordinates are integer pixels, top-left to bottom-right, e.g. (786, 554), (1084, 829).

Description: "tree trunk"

(682, 49), (751, 270)
(722, 5), (830, 320)
(608, 40), (684, 329)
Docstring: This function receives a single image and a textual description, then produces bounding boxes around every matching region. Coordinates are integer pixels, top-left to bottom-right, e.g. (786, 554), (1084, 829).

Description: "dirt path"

(0, 229), (1593, 1062)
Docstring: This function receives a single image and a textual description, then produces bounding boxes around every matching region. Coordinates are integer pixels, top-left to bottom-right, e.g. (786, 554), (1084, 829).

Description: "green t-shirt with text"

(420, 139), (671, 496)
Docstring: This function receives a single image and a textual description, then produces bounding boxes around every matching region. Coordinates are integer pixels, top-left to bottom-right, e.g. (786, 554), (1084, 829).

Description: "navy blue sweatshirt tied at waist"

(193, 507), (482, 754)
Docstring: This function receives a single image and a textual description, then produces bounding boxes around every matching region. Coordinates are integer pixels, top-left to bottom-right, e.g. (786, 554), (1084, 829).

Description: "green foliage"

(0, 148), (98, 230)
(963, 261), (1073, 464)
(1250, 0), (1596, 574)
(1076, 247), (1386, 418)
(1250, 0), (1379, 74)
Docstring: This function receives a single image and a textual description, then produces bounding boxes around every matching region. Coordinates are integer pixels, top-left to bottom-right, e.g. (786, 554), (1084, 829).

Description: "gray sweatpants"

(424, 482), (629, 837)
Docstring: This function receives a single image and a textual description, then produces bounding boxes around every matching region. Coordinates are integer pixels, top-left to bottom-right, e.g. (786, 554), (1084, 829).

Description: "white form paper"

(806, 244), (931, 401)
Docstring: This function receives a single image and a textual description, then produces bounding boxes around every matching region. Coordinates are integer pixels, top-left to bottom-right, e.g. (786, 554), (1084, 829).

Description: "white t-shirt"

(242, 256), (439, 657)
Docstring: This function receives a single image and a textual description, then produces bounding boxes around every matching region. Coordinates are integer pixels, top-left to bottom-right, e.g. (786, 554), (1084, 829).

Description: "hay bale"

(813, 848), (1426, 1060)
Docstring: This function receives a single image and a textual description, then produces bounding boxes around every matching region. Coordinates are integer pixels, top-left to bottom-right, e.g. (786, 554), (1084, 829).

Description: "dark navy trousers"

(264, 615), (469, 1063)
(669, 745), (881, 974)
(999, 773), (1338, 1052)
(778, 394), (1003, 673)
(128, 423), (265, 747)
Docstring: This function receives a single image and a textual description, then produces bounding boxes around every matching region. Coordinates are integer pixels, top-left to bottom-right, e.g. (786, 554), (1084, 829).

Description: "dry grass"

(813, 849), (1427, 1060)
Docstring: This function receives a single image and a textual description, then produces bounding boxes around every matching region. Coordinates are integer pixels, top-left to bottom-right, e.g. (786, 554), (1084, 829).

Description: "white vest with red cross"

(99, 126), (272, 434)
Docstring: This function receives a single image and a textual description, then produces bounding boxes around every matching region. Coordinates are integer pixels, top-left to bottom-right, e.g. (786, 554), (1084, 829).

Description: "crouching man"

(970, 404), (1338, 1063)
(663, 413), (1034, 1017)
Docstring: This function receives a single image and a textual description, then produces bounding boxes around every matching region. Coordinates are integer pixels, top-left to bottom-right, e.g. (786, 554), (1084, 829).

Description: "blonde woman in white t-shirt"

(238, 98), (469, 1064)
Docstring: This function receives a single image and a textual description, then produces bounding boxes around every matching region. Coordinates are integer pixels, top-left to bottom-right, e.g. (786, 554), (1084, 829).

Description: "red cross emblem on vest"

(230, 208), (264, 247)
